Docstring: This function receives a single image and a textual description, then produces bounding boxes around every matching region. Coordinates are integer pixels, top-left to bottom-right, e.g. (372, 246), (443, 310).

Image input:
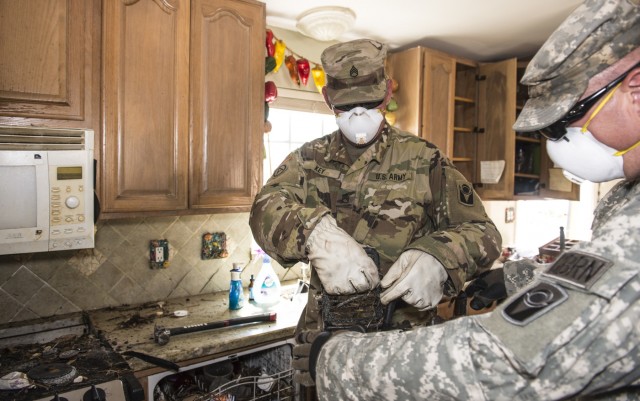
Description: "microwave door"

(0, 151), (50, 255)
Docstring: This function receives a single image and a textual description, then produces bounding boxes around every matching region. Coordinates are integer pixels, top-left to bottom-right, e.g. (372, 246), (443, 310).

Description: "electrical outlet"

(154, 247), (164, 262)
(150, 239), (169, 269)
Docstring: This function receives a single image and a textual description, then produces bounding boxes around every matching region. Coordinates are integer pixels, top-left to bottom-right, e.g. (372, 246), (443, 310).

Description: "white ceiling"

(260, 0), (584, 61)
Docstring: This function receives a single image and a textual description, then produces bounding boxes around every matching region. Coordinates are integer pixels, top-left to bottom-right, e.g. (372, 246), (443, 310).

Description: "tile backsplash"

(0, 212), (302, 324)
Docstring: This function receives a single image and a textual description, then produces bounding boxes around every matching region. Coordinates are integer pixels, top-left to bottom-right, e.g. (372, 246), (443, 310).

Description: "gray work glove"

(292, 327), (363, 387)
(306, 215), (380, 295)
(380, 249), (448, 311)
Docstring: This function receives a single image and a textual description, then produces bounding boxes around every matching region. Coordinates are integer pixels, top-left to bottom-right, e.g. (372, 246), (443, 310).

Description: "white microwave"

(0, 126), (95, 255)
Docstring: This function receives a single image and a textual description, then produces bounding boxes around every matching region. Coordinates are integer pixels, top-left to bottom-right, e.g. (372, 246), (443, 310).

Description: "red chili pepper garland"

(265, 29), (275, 57)
(296, 58), (311, 86)
(261, 31), (401, 126)
(265, 81), (278, 103)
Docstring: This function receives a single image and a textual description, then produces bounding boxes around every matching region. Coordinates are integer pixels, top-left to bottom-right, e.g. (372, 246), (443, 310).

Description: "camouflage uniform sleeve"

(408, 157), (502, 294)
(249, 151), (331, 267)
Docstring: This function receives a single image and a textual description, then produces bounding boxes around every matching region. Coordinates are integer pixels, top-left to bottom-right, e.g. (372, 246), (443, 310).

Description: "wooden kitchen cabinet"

(102, 0), (265, 217)
(386, 47), (579, 201)
(479, 61), (579, 200)
(0, 0), (101, 132)
(387, 47), (496, 184)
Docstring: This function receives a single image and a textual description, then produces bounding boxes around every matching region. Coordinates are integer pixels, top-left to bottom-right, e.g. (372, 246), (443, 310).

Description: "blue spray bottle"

(229, 263), (245, 310)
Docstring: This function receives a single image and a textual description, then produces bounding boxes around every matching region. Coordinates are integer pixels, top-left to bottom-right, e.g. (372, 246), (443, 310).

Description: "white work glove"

(380, 249), (448, 311)
(306, 215), (380, 295)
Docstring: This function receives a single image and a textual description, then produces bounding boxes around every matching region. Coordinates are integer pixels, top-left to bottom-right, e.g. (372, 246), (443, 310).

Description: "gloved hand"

(380, 249), (448, 311)
(465, 268), (507, 310)
(306, 215), (379, 295)
(292, 329), (333, 387)
(292, 327), (364, 387)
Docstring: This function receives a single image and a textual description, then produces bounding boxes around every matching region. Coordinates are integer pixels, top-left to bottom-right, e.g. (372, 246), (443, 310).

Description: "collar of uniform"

(326, 124), (391, 165)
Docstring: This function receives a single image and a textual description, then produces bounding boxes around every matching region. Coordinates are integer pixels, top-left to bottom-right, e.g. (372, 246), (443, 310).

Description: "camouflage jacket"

(250, 125), (502, 329)
(316, 179), (640, 400)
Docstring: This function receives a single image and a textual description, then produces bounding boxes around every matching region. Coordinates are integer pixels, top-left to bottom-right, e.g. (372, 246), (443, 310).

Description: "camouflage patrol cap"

(321, 39), (388, 108)
(513, 0), (640, 132)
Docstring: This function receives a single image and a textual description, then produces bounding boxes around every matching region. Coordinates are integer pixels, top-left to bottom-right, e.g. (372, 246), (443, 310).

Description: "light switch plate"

(505, 207), (515, 223)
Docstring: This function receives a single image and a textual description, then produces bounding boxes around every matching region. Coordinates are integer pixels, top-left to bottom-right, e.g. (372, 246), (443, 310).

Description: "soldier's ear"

(626, 66), (640, 114)
(626, 66), (640, 90)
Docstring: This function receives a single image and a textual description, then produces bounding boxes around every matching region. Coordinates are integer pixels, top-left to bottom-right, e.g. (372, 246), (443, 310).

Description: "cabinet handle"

(474, 127), (485, 134)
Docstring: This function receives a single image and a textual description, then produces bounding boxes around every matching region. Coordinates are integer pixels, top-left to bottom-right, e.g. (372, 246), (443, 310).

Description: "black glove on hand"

(465, 268), (507, 310)
(292, 330), (332, 387)
(292, 326), (365, 387)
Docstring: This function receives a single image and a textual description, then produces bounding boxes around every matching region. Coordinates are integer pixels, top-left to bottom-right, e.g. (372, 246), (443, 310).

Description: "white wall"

(484, 180), (621, 258)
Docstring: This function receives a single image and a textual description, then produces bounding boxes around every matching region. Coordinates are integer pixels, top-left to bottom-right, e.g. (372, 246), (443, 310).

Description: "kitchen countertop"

(88, 281), (306, 373)
(88, 280), (456, 376)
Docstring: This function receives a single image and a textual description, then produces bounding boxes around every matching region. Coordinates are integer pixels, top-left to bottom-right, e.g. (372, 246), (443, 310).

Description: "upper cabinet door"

(422, 49), (455, 157)
(385, 47), (423, 136)
(189, 0), (264, 211)
(476, 58), (517, 199)
(102, 0), (190, 212)
(0, 0), (100, 129)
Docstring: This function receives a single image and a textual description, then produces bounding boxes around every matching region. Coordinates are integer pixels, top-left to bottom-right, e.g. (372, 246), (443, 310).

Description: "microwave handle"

(93, 159), (100, 223)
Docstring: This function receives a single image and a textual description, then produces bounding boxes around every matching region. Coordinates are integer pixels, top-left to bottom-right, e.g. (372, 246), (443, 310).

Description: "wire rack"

(194, 344), (296, 401)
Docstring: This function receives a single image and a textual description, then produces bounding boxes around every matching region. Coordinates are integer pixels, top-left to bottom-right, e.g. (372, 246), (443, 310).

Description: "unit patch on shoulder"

(457, 181), (474, 206)
(542, 251), (612, 289)
(502, 281), (568, 326)
(272, 164), (287, 178)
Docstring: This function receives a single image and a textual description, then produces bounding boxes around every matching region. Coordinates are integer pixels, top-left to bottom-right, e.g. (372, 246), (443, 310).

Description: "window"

(263, 108), (337, 184)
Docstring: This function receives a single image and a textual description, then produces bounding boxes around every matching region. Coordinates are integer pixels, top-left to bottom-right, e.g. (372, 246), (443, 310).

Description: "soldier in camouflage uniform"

(249, 39), (502, 383)
(293, 0), (640, 399)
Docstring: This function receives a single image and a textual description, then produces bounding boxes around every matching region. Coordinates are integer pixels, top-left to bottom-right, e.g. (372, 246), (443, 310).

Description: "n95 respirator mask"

(336, 107), (384, 147)
(546, 127), (625, 184)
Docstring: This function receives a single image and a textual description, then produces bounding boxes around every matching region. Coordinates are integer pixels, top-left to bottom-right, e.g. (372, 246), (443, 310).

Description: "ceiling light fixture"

(296, 6), (356, 42)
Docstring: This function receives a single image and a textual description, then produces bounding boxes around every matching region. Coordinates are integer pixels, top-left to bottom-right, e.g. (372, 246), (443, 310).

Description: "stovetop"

(0, 313), (142, 401)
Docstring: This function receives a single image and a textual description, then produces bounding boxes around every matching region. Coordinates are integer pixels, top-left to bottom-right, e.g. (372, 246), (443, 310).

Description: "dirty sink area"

(87, 280), (306, 374)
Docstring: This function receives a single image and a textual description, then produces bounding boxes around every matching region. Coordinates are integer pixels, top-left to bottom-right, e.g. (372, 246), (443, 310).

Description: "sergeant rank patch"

(502, 281), (568, 326)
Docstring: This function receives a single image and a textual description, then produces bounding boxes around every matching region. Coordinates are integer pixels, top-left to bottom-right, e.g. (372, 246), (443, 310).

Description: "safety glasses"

(540, 61), (640, 141)
(333, 100), (383, 113)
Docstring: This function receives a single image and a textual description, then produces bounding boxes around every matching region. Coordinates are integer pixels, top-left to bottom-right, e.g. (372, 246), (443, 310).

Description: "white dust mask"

(335, 106), (384, 146)
(546, 127), (625, 184)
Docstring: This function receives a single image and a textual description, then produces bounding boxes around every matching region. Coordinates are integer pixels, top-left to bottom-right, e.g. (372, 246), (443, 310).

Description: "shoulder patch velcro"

(502, 281), (568, 326)
(542, 251), (612, 289)
(457, 181), (474, 206)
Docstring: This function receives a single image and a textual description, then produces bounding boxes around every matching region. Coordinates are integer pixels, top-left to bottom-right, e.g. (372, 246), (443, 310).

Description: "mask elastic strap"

(614, 140), (640, 157)
(580, 82), (621, 133)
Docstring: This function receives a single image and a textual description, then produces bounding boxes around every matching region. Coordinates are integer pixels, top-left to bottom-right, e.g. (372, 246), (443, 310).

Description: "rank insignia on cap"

(502, 281), (568, 326)
(542, 251), (612, 289)
(457, 182), (474, 206)
(349, 65), (358, 77)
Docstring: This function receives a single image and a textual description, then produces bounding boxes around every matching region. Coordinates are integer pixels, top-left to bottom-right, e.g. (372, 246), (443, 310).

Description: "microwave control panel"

(48, 153), (94, 251)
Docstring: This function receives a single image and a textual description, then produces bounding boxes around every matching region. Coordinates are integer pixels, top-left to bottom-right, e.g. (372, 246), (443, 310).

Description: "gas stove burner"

(27, 363), (77, 386)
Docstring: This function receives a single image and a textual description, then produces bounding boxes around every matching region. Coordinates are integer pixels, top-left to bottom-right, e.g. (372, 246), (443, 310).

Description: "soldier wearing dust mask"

(249, 39), (502, 385)
(290, 0), (640, 400)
